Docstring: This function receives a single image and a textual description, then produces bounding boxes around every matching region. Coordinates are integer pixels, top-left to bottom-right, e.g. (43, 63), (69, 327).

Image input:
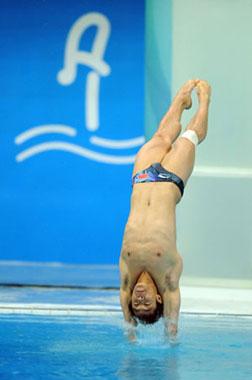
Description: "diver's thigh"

(161, 137), (195, 184)
(132, 135), (171, 176)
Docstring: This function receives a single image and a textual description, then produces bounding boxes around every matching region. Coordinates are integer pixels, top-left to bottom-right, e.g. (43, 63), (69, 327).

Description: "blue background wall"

(0, 0), (145, 264)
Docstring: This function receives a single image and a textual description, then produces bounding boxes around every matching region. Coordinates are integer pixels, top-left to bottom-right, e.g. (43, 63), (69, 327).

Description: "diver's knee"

(153, 131), (172, 148)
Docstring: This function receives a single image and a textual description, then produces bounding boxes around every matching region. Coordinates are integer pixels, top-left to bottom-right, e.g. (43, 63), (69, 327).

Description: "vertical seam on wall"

(144, 0), (173, 141)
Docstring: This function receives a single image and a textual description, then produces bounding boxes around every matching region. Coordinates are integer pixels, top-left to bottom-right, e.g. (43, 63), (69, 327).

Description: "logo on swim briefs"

(14, 12), (145, 165)
(158, 173), (171, 179)
(138, 173), (148, 179)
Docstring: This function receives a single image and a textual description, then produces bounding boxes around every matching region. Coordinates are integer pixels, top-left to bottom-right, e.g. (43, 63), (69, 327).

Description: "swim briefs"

(132, 163), (184, 196)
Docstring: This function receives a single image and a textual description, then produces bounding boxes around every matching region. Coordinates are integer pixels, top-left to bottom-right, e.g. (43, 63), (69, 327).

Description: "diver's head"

(130, 272), (163, 324)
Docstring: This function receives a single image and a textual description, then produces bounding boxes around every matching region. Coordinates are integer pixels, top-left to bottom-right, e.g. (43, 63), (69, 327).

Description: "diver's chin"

(135, 284), (145, 291)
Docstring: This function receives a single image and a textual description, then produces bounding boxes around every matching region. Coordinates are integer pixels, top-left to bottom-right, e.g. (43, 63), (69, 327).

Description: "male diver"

(119, 79), (211, 340)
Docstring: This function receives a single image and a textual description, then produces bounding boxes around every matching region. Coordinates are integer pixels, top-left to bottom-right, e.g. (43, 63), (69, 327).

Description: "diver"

(119, 79), (211, 341)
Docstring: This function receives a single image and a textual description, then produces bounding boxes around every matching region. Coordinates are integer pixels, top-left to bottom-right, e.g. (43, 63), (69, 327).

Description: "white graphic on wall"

(14, 12), (145, 164)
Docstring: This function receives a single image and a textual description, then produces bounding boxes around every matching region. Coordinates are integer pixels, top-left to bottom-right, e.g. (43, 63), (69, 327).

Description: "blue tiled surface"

(0, 286), (120, 308)
(0, 262), (119, 288)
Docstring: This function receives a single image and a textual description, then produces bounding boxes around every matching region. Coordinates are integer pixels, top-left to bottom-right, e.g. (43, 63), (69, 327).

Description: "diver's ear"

(156, 294), (162, 304)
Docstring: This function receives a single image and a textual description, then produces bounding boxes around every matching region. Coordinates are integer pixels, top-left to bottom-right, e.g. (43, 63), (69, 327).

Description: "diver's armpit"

(122, 275), (129, 291)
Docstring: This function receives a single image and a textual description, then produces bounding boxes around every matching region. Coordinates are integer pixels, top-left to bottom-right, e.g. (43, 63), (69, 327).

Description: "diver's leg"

(132, 79), (199, 176)
(157, 79), (200, 143)
(182, 79), (211, 144)
(161, 80), (211, 185)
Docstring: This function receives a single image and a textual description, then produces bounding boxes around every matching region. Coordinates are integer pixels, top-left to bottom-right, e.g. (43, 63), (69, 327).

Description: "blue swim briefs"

(132, 163), (184, 196)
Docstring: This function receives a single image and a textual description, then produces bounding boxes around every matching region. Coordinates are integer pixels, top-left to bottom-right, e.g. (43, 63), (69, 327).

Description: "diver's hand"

(127, 328), (137, 343)
(124, 321), (137, 343)
(164, 318), (178, 344)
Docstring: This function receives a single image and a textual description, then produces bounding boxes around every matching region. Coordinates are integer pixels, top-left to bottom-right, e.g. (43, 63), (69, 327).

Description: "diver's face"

(131, 283), (162, 315)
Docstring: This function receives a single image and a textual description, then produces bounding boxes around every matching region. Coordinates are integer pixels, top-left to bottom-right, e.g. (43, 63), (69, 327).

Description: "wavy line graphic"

(15, 141), (137, 164)
(90, 135), (145, 149)
(15, 125), (77, 145)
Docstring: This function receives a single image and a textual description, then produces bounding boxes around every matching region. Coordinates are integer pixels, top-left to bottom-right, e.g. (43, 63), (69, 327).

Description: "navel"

(156, 252), (162, 257)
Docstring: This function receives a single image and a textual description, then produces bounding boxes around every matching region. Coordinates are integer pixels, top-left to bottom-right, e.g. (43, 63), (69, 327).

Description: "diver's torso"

(121, 182), (180, 293)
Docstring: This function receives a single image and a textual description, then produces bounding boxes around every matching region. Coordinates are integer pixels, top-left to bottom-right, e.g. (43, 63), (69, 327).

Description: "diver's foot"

(173, 79), (200, 110)
(186, 80), (211, 143)
(196, 80), (211, 107)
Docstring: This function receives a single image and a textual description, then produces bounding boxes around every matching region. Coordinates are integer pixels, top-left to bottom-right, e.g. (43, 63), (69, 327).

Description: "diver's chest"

(123, 247), (170, 271)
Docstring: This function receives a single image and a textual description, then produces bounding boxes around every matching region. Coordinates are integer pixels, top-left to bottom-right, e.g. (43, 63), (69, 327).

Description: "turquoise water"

(0, 313), (251, 380)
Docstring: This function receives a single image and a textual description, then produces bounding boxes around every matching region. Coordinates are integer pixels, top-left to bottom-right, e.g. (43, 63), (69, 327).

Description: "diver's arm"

(120, 288), (135, 324)
(119, 257), (137, 341)
(120, 287), (137, 342)
(163, 287), (181, 340)
(163, 257), (183, 340)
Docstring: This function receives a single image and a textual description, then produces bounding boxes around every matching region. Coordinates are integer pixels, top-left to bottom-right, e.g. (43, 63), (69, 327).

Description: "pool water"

(0, 313), (251, 380)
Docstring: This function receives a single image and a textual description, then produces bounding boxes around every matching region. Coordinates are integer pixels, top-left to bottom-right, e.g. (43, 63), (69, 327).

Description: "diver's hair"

(129, 301), (163, 325)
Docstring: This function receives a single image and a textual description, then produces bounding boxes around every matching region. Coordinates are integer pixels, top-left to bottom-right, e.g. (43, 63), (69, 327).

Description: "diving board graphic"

(14, 11), (145, 165)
